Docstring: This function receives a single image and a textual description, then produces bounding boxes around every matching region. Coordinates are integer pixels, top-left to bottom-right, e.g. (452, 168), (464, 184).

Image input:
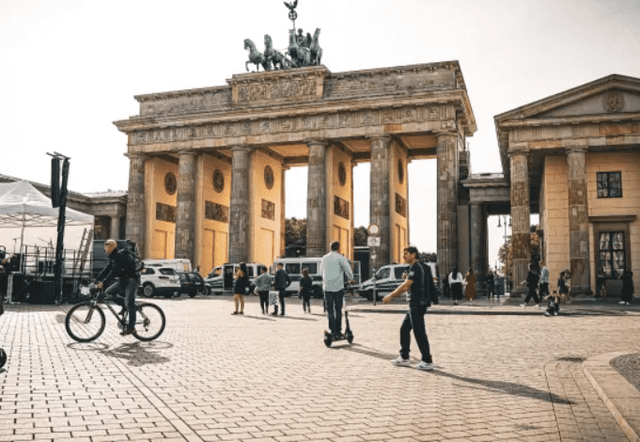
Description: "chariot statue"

(242, 0), (323, 72)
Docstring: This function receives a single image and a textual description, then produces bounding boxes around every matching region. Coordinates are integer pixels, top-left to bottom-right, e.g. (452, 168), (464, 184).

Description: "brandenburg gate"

(114, 62), (476, 276)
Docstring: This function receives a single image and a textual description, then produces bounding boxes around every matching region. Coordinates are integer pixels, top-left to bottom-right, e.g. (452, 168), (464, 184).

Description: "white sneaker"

(415, 361), (434, 371)
(619, 301), (626, 305)
(535, 304), (541, 309)
(390, 356), (411, 367)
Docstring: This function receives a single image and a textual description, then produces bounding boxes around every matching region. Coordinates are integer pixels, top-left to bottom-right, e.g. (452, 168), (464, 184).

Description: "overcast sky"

(1, 0), (639, 263)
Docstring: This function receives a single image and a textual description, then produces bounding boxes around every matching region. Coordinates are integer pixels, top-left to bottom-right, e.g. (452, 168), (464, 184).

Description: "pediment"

(496, 74), (640, 122)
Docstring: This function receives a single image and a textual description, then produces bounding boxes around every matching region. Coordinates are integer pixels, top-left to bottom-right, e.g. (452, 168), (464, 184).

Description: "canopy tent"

(0, 180), (94, 252)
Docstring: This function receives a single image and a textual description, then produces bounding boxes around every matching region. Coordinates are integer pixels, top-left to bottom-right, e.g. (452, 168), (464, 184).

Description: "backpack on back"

(418, 261), (436, 307)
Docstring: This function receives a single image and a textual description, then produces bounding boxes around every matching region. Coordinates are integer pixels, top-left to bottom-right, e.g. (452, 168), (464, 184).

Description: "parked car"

(139, 266), (181, 298)
(271, 257), (323, 298)
(358, 261), (439, 301)
(204, 263), (267, 295)
(177, 272), (208, 297)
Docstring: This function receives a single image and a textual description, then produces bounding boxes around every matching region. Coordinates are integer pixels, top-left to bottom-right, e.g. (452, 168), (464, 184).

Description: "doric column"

(281, 165), (287, 258)
(470, 202), (483, 276)
(229, 145), (251, 263)
(566, 145), (591, 295)
(436, 131), (459, 280)
(509, 146), (530, 297)
(125, 154), (145, 254)
(306, 140), (328, 257)
(110, 215), (121, 240)
(369, 135), (392, 270)
(175, 151), (197, 261)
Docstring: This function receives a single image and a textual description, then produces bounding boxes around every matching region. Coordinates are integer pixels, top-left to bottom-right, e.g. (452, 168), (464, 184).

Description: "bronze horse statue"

(264, 34), (291, 70)
(244, 39), (269, 72)
(287, 28), (311, 67)
(310, 28), (322, 65)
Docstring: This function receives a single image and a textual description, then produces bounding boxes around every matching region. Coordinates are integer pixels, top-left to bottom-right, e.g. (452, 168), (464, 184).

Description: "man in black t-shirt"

(383, 246), (434, 371)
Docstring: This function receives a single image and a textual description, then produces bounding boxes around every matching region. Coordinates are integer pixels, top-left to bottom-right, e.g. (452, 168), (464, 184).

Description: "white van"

(204, 263), (268, 295)
(272, 257), (323, 298)
(143, 259), (191, 273)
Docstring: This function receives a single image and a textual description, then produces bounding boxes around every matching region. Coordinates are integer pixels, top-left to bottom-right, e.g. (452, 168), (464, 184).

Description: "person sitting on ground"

(543, 290), (560, 317)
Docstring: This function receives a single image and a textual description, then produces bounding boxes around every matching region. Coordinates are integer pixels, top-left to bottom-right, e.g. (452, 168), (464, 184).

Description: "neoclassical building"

(114, 62), (476, 277)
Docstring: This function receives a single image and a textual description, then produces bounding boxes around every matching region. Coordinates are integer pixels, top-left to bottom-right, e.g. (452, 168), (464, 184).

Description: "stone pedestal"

(229, 146), (251, 263)
(567, 146), (591, 295)
(369, 135), (391, 270)
(306, 140), (327, 257)
(125, 154), (145, 253)
(436, 131), (459, 279)
(175, 151), (197, 261)
(509, 148), (530, 297)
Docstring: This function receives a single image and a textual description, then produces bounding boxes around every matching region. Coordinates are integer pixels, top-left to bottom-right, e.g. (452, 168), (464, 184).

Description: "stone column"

(175, 151), (197, 261)
(436, 131), (459, 280)
(281, 166), (287, 258)
(110, 215), (121, 240)
(125, 154), (145, 254)
(229, 146), (251, 263)
(369, 135), (391, 270)
(509, 146), (530, 297)
(470, 202), (483, 276)
(306, 140), (328, 257)
(567, 145), (591, 295)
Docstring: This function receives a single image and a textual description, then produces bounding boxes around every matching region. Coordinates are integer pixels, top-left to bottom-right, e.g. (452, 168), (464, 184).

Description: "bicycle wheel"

(133, 303), (166, 341)
(65, 302), (106, 342)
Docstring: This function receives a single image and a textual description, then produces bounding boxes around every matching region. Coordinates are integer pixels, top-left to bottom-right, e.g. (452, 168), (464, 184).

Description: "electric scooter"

(323, 288), (354, 347)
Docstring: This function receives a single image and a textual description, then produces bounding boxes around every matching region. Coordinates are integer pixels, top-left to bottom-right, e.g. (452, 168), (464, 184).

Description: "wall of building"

(146, 158), (178, 259)
(390, 142), (409, 263)
(249, 150), (283, 267)
(197, 154), (231, 275)
(542, 155), (570, 290)
(586, 151), (640, 291)
(326, 145), (353, 260)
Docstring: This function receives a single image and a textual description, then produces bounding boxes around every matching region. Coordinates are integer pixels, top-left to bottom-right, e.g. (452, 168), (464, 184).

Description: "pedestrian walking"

(232, 263), (249, 315)
(254, 266), (273, 314)
(620, 267), (634, 306)
(299, 269), (313, 313)
(557, 271), (570, 304)
(520, 264), (541, 308)
(539, 261), (550, 300)
(321, 241), (354, 338)
(486, 269), (495, 300)
(596, 267), (607, 299)
(464, 267), (476, 302)
(448, 267), (464, 305)
(384, 246), (434, 371)
(272, 263), (291, 315)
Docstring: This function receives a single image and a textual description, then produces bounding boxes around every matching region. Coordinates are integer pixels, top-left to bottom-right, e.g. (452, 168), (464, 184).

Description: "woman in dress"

(464, 267), (476, 302)
(232, 262), (249, 315)
(620, 267), (634, 306)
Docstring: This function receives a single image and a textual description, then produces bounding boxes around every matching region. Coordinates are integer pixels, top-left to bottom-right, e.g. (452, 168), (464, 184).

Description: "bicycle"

(65, 282), (166, 342)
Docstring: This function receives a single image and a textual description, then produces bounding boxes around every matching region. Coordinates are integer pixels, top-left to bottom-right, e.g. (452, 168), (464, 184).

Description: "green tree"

(353, 226), (368, 247)
(498, 225), (541, 279)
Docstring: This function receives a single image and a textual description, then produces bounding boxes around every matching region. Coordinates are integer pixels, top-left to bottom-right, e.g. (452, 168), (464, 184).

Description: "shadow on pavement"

(67, 342), (110, 351)
(274, 315), (318, 321)
(341, 344), (574, 405)
(241, 314), (276, 321)
(101, 341), (173, 367)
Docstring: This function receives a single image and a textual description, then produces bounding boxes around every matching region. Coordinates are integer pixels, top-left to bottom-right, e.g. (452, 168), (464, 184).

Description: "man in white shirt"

(321, 241), (354, 338)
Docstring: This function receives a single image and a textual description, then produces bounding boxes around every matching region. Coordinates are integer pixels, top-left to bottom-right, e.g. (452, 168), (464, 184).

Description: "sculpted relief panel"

(131, 105), (447, 146)
(237, 79), (317, 103)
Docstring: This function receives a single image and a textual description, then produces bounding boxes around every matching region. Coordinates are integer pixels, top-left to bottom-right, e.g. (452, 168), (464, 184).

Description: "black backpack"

(121, 248), (144, 275)
(418, 262), (435, 306)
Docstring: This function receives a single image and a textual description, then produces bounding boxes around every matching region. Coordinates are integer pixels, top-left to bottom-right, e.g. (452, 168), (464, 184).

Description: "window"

(377, 268), (391, 280)
(159, 268), (176, 275)
(598, 232), (625, 278)
(302, 263), (318, 274)
(285, 263), (300, 275)
(597, 172), (622, 198)
(394, 266), (409, 279)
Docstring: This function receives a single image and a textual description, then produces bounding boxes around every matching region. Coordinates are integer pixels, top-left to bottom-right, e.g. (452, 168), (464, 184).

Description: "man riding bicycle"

(95, 239), (140, 335)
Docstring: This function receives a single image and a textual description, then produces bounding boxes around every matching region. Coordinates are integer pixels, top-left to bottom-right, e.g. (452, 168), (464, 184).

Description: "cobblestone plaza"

(1, 297), (638, 441)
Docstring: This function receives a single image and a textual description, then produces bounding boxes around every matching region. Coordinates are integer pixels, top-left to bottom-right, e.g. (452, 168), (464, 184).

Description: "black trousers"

(400, 304), (432, 363)
(278, 289), (286, 314)
(258, 291), (269, 312)
(524, 286), (540, 304)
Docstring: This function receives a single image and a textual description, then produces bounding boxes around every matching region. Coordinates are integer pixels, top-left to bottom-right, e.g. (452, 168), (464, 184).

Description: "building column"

(229, 145), (251, 263)
(110, 215), (121, 240)
(175, 150), (197, 262)
(567, 145), (591, 295)
(306, 140), (328, 257)
(509, 146), (530, 297)
(436, 131), (459, 280)
(125, 154), (145, 254)
(369, 135), (391, 271)
(281, 165), (287, 258)
(470, 202), (483, 276)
